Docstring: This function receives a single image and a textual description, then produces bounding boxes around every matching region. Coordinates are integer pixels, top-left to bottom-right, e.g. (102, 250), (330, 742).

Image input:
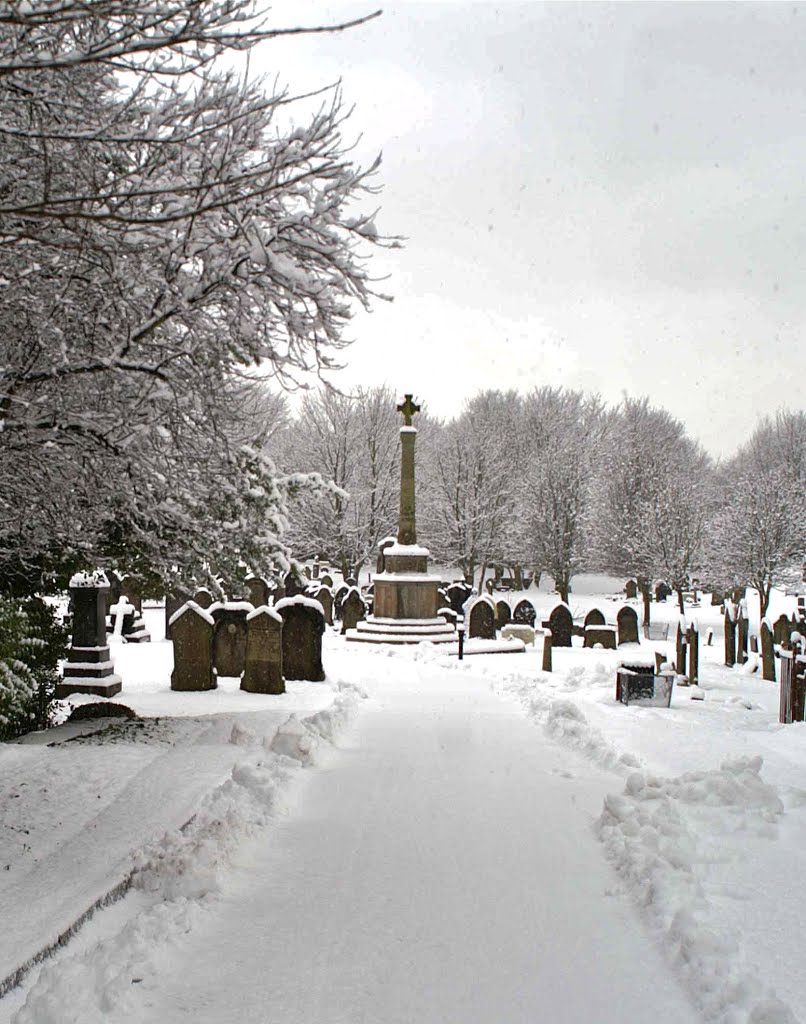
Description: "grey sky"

(254, 2), (806, 457)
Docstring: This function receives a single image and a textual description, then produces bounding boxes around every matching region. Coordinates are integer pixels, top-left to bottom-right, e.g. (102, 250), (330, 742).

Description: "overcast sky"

(253, 2), (806, 458)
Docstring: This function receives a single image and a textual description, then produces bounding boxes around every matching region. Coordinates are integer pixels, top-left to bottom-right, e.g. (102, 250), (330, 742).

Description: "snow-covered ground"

(1, 589), (804, 1024)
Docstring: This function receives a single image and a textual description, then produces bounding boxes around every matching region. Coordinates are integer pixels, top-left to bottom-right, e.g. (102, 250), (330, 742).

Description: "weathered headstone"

(438, 608), (459, 629)
(616, 605), (639, 645)
(736, 600), (749, 665)
(165, 588), (192, 640)
(58, 569), (122, 698)
(548, 604), (573, 647)
(584, 608), (606, 628)
(760, 620), (776, 682)
(376, 536), (396, 574)
(584, 625), (617, 649)
(724, 604), (737, 667)
(513, 599), (536, 627)
(341, 588), (367, 634)
(241, 607), (284, 694)
(315, 585), (334, 626)
(245, 576), (270, 608)
(773, 614), (792, 647)
(686, 622), (699, 684)
(438, 588), (450, 611)
(276, 597), (325, 681)
(625, 579), (638, 600)
(447, 581), (473, 616)
(170, 602), (215, 691)
(655, 582), (672, 602)
(495, 600), (511, 631)
(333, 583), (350, 620)
(675, 620), (687, 678)
(211, 603), (250, 677)
(284, 571), (308, 599)
(320, 574), (334, 590)
(345, 575), (358, 588)
(541, 629), (552, 672)
(193, 587), (214, 610)
(120, 574), (143, 614)
(467, 597), (496, 640)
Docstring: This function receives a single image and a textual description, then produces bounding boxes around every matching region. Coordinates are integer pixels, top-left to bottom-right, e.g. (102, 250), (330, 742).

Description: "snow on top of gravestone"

(69, 569), (110, 589)
(274, 595), (324, 616)
(384, 542), (430, 558)
(399, 426), (417, 434)
(208, 600), (254, 613)
(246, 605), (282, 623)
(168, 600), (215, 627)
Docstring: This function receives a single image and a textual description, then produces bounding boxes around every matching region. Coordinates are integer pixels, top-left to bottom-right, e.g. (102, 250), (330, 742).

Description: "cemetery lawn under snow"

(1, 591), (805, 1024)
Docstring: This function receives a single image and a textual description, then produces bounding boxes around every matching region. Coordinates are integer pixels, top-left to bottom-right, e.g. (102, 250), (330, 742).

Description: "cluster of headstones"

(170, 588), (326, 694)
(724, 597), (806, 686)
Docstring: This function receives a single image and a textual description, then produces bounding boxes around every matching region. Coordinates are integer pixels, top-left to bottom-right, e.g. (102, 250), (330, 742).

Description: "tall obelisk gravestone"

(347, 394), (454, 644)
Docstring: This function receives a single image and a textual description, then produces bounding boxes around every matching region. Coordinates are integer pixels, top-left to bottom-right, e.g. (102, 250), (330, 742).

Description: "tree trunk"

(513, 565), (524, 589)
(676, 588), (685, 613)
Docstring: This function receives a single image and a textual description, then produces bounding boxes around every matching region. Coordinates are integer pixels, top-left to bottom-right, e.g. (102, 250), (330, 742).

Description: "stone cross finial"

(397, 394), (421, 426)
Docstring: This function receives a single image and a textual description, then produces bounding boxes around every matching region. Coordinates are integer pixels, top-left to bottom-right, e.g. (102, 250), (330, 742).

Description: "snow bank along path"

(62, 657), (699, 1024)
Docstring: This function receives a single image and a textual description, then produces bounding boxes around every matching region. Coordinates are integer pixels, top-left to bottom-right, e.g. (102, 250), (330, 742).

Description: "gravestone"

(315, 585), (334, 626)
(548, 604), (573, 647)
(773, 614), (792, 647)
(724, 605), (737, 667)
(584, 625), (617, 650)
(312, 562), (320, 580)
(513, 599), (536, 627)
(165, 588), (192, 640)
(241, 607), (284, 694)
(495, 600), (511, 631)
(655, 582), (672, 602)
(736, 601), (749, 665)
(584, 608), (606, 628)
(625, 579), (638, 600)
(276, 597), (325, 681)
(320, 574), (334, 590)
(284, 571), (308, 599)
(438, 608), (459, 629)
(467, 597), (496, 640)
(303, 566), (312, 580)
(675, 621), (687, 677)
(761, 620), (776, 682)
(193, 587), (214, 610)
(542, 629), (552, 672)
(245, 576), (270, 608)
(58, 569), (122, 698)
(447, 582), (473, 616)
(616, 606), (639, 645)
(376, 536), (396, 574)
(749, 635), (759, 654)
(333, 584), (350, 620)
(211, 603), (250, 677)
(345, 576), (358, 588)
(170, 603), (215, 691)
(341, 588), (367, 634)
(686, 623), (699, 684)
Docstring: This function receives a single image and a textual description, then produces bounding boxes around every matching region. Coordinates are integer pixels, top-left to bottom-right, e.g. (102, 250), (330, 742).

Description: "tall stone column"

(396, 394), (421, 546)
(398, 426), (417, 545)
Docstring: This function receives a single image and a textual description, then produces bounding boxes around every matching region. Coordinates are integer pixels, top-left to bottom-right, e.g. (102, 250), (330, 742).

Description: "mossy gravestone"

(625, 579), (638, 600)
(276, 597), (325, 681)
(241, 608), (284, 694)
(761, 621), (776, 682)
(513, 599), (536, 626)
(171, 603), (215, 691)
(548, 604), (573, 647)
(468, 597), (496, 640)
(617, 606), (639, 645)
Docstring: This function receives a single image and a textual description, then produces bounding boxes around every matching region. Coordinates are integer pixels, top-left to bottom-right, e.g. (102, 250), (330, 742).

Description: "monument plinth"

(348, 394), (454, 645)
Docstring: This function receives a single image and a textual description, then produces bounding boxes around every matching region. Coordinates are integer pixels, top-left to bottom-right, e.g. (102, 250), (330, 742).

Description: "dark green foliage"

(0, 597), (68, 740)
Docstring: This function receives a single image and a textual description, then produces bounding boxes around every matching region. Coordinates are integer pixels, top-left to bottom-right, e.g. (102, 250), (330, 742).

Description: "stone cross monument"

(346, 392), (454, 645)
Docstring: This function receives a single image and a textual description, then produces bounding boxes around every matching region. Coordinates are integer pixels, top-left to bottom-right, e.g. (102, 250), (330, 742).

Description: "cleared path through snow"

(124, 662), (701, 1024)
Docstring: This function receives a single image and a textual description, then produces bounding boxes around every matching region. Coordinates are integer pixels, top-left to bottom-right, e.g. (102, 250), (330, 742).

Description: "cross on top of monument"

(397, 394), (421, 426)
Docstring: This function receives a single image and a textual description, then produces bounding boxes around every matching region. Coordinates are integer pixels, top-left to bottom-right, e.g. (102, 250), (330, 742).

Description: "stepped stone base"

(56, 675), (123, 699)
(347, 616), (456, 645)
